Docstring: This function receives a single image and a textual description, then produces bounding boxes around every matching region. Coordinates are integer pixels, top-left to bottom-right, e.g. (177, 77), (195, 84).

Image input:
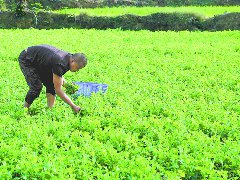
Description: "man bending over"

(18, 44), (87, 113)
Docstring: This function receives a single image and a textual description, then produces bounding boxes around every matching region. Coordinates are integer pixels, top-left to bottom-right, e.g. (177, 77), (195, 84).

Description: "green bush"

(0, 11), (239, 31)
(74, 12), (202, 31)
(202, 12), (240, 31)
(0, 11), (34, 28)
(216, 0), (240, 5)
(114, 14), (143, 30)
(142, 13), (202, 31)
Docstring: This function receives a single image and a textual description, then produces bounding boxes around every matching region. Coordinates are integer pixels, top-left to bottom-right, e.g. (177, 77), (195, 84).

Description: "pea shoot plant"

(0, 28), (239, 179)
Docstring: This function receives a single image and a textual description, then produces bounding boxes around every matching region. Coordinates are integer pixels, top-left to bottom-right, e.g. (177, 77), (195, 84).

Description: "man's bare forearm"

(62, 77), (67, 87)
(55, 89), (75, 108)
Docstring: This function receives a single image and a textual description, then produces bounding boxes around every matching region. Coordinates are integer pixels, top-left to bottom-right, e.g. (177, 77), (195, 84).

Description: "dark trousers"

(18, 50), (43, 104)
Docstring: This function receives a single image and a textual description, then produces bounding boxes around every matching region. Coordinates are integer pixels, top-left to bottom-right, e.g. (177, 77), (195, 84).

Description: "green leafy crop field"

(55, 6), (240, 18)
(0, 29), (239, 179)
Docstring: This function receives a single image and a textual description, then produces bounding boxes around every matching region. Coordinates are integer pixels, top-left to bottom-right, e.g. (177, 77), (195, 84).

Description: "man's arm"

(53, 73), (80, 113)
(62, 76), (67, 87)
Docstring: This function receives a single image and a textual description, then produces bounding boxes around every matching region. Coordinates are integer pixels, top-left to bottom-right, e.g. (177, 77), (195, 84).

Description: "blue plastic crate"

(73, 82), (108, 97)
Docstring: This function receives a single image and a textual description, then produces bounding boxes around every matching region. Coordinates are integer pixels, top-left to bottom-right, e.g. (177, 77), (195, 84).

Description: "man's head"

(69, 53), (87, 72)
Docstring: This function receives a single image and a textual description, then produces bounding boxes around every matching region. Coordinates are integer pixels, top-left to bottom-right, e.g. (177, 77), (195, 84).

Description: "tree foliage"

(15, 0), (26, 17)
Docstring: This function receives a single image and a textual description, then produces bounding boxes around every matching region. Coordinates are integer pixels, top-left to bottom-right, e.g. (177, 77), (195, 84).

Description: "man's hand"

(53, 73), (80, 112)
(72, 105), (81, 113)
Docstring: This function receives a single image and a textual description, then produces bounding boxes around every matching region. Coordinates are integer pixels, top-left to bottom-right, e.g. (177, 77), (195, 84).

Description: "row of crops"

(55, 6), (240, 18)
(0, 28), (239, 179)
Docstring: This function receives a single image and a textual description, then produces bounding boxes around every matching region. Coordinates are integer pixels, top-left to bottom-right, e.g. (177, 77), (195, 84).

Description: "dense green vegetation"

(55, 6), (240, 18)
(1, 6), (240, 31)
(0, 29), (239, 179)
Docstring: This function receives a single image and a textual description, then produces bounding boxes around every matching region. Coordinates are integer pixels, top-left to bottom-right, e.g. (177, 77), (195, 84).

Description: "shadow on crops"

(27, 106), (43, 116)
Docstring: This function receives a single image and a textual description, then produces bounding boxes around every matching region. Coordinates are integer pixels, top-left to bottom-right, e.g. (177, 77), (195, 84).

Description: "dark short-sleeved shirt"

(25, 44), (70, 81)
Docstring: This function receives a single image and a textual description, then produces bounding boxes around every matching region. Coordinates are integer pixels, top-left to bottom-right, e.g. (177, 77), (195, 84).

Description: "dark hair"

(72, 53), (87, 67)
